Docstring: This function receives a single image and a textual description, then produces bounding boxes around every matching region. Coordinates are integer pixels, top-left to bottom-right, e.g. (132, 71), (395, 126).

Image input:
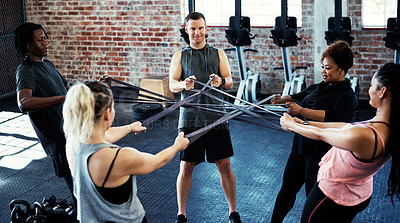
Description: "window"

(180, 0), (302, 27)
(362, 0), (397, 28)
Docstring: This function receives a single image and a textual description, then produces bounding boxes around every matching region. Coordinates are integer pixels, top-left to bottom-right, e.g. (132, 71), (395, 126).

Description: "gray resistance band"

(190, 78), (282, 117)
(108, 77), (214, 127)
(185, 94), (278, 144)
(108, 77), (283, 143)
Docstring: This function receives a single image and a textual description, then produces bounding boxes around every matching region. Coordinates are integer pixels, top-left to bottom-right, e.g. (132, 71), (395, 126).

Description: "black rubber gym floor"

(1, 91), (399, 223)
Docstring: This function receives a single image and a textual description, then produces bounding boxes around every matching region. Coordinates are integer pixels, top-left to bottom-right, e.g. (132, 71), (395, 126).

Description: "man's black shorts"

(179, 123), (234, 164)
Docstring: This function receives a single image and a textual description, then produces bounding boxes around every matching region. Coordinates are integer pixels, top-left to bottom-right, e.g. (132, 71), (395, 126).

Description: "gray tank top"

(179, 44), (227, 128)
(74, 143), (145, 222)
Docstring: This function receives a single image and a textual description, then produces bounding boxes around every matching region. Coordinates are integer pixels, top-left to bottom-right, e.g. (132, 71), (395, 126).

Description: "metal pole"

(234, 45), (247, 105)
(280, 0), (287, 30)
(397, 0), (400, 29)
(334, 0), (342, 32)
(281, 47), (292, 83)
(188, 0), (195, 12)
(396, 0), (400, 64)
(394, 50), (400, 64)
(236, 46), (246, 80)
(234, 0), (241, 31)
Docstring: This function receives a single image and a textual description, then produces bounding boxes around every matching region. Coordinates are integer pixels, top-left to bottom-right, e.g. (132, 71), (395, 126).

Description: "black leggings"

(51, 140), (77, 208)
(301, 183), (371, 223)
(271, 149), (321, 222)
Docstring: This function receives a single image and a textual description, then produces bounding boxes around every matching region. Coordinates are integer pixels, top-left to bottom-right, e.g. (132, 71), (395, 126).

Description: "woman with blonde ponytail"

(63, 81), (189, 223)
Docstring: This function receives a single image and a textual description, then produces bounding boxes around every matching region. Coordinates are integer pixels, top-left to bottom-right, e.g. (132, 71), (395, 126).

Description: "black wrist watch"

(221, 78), (226, 86)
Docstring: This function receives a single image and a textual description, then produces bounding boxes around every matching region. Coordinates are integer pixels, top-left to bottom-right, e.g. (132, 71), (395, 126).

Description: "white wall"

(313, 0), (348, 83)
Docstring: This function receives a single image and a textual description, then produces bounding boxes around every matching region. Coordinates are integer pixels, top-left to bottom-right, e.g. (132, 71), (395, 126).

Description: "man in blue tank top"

(169, 12), (242, 223)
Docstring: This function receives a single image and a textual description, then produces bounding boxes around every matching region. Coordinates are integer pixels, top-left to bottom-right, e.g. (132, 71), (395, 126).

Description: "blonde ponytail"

(63, 83), (96, 151)
(63, 81), (113, 152)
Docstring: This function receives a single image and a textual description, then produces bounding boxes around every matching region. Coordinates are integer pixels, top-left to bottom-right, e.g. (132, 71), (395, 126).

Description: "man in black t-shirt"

(14, 22), (74, 202)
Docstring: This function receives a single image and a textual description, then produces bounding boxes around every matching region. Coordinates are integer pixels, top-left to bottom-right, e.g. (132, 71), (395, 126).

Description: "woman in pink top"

(280, 63), (400, 223)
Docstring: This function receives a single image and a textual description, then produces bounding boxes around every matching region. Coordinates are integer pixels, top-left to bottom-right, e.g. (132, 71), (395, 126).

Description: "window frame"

(361, 0), (398, 30)
(180, 0), (302, 28)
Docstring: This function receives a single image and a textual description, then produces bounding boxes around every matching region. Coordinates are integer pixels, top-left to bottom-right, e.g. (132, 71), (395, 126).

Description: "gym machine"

(383, 0), (400, 64)
(325, 0), (359, 99)
(225, 0), (261, 105)
(325, 0), (354, 46)
(179, 0), (194, 45)
(270, 0), (307, 96)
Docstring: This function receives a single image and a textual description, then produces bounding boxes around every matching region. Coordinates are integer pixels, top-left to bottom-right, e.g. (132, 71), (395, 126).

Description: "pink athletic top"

(317, 123), (392, 206)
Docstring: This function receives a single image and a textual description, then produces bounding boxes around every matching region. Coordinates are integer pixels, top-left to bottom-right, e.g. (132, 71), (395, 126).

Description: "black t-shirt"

(290, 79), (357, 157)
(16, 59), (68, 156)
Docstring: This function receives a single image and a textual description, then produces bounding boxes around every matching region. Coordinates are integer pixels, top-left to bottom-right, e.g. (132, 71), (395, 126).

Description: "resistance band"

(185, 94), (279, 144)
(108, 77), (214, 127)
(190, 78), (282, 117)
(106, 77), (284, 143)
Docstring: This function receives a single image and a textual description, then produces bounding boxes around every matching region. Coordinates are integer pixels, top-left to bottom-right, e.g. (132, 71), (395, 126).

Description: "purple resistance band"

(185, 94), (278, 144)
(106, 77), (284, 144)
(107, 77), (214, 128)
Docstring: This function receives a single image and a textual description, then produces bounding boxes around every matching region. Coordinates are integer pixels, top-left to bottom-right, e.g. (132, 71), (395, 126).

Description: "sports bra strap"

(369, 128), (378, 162)
(101, 148), (122, 188)
(353, 121), (391, 128)
(351, 121), (388, 163)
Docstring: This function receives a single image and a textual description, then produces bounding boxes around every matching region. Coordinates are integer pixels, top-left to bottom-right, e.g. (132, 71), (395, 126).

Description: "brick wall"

(24, 0), (394, 99)
(25, 0), (183, 84)
(348, 0), (394, 99)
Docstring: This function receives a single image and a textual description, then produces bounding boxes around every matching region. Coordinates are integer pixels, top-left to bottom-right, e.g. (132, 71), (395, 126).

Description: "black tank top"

(95, 148), (132, 204)
(179, 44), (226, 128)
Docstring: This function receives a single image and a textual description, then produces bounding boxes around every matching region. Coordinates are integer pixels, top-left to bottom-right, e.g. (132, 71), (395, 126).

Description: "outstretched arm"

(281, 113), (373, 154)
(118, 132), (189, 175)
(105, 121), (146, 143)
(296, 118), (349, 129)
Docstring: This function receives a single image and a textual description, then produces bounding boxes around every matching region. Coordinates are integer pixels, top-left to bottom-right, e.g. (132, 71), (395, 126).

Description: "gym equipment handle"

(274, 66), (307, 71)
(224, 48), (258, 53)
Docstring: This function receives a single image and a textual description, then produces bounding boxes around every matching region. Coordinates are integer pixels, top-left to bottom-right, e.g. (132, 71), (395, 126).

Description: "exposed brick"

(24, 0), (392, 100)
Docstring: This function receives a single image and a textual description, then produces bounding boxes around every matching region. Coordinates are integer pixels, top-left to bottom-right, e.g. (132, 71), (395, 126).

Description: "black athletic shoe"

(229, 212), (242, 223)
(175, 214), (187, 223)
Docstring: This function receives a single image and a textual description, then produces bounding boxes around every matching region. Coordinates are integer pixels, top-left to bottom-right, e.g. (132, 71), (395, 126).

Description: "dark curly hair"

(13, 22), (48, 58)
(321, 40), (355, 74)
